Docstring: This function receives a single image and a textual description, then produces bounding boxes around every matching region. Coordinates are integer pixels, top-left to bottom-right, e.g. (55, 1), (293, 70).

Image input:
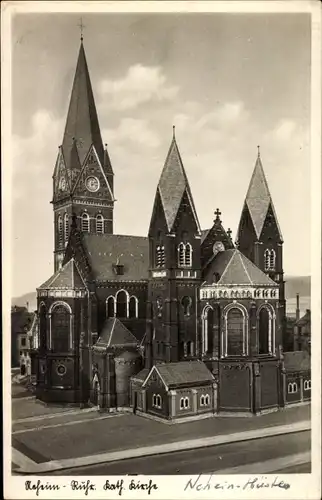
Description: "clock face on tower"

(86, 176), (100, 192)
(213, 241), (225, 255)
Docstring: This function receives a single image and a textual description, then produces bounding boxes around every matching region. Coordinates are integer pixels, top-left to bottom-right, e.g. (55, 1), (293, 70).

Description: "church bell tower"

(236, 147), (286, 342)
(52, 38), (115, 271)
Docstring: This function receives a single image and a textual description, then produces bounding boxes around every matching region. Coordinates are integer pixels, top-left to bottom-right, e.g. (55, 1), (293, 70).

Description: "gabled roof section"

(62, 41), (104, 171)
(38, 258), (86, 290)
(243, 153), (283, 240)
(82, 233), (149, 282)
(157, 134), (201, 234)
(203, 249), (277, 286)
(143, 361), (214, 389)
(95, 318), (138, 348)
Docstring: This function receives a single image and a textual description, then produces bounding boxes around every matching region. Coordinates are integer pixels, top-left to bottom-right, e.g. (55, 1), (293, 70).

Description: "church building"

(33, 39), (308, 420)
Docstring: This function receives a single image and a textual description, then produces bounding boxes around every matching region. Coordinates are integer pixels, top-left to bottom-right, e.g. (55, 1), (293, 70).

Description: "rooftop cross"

(78, 17), (85, 42)
(172, 125), (176, 139)
(214, 208), (221, 221)
(227, 228), (232, 239)
(257, 145), (260, 158)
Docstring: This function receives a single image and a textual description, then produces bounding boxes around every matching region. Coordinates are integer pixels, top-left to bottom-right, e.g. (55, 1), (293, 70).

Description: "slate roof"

(152, 360), (214, 388)
(131, 367), (150, 383)
(82, 234), (149, 282)
(157, 136), (201, 233)
(38, 258), (86, 289)
(241, 154), (283, 240)
(62, 41), (104, 171)
(203, 249), (277, 286)
(201, 229), (210, 243)
(284, 351), (311, 373)
(95, 318), (138, 348)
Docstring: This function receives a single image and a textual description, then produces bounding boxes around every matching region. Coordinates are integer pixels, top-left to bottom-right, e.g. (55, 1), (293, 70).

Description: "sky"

(11, 12), (311, 298)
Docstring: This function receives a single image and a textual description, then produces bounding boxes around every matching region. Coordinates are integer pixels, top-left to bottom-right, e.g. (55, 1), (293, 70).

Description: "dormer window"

(81, 213), (90, 232)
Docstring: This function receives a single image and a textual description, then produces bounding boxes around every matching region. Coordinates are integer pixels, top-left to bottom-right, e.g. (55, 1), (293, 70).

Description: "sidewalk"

(13, 419), (310, 474)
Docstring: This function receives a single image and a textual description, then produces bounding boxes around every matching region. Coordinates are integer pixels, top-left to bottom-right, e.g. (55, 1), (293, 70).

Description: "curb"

(13, 419), (311, 474)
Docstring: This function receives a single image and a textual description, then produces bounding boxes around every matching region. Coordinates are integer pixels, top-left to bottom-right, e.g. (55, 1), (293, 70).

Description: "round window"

(56, 364), (67, 376)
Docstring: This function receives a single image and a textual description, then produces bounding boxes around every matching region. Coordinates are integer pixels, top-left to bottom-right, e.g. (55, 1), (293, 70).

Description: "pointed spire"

(62, 41), (104, 177)
(157, 130), (201, 233)
(243, 148), (283, 240)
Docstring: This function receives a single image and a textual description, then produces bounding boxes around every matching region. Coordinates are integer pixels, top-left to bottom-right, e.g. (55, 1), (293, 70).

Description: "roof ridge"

(238, 252), (253, 284)
(218, 249), (237, 284)
(107, 318), (117, 348)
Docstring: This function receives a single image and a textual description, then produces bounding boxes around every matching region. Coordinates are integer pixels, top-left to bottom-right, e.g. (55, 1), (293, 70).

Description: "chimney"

(296, 293), (300, 322)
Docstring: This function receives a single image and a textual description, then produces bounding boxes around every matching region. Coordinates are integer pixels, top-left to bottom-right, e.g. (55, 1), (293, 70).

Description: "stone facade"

(33, 40), (310, 416)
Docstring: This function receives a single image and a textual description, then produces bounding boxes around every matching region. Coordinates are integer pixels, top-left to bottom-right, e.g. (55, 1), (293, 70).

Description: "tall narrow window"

(58, 215), (63, 247)
(259, 307), (270, 354)
(264, 249), (270, 271)
(64, 214), (69, 244)
(178, 243), (185, 267)
(96, 214), (104, 234)
(81, 213), (90, 232)
(107, 297), (115, 317)
(156, 245), (165, 267)
(116, 291), (127, 318)
(185, 243), (192, 267)
(270, 249), (276, 270)
(51, 304), (71, 352)
(129, 296), (138, 318)
(182, 296), (192, 316)
(226, 308), (244, 356)
(39, 305), (47, 350)
(202, 306), (214, 355)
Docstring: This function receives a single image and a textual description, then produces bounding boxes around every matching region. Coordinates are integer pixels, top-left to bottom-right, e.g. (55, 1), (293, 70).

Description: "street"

(43, 430), (310, 475)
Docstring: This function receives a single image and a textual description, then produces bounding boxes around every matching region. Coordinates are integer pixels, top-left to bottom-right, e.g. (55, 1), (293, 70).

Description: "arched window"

(226, 307), (245, 356)
(185, 243), (192, 267)
(129, 296), (138, 318)
(81, 213), (90, 232)
(189, 341), (194, 357)
(51, 304), (71, 353)
(39, 304), (47, 350)
(288, 382), (298, 394)
(304, 380), (311, 391)
(116, 290), (127, 318)
(202, 306), (214, 355)
(258, 307), (270, 354)
(270, 249), (276, 270)
(180, 397), (190, 409)
(181, 296), (192, 316)
(64, 213), (69, 244)
(178, 243), (185, 267)
(106, 296), (115, 317)
(264, 249), (270, 271)
(58, 215), (63, 247)
(205, 394), (210, 405)
(200, 395), (205, 406)
(96, 214), (104, 234)
(156, 245), (165, 267)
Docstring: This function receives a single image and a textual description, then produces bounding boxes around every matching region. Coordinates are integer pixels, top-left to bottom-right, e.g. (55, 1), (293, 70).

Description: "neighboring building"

(283, 350), (311, 405)
(294, 294), (311, 352)
(32, 38), (309, 418)
(11, 306), (33, 369)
